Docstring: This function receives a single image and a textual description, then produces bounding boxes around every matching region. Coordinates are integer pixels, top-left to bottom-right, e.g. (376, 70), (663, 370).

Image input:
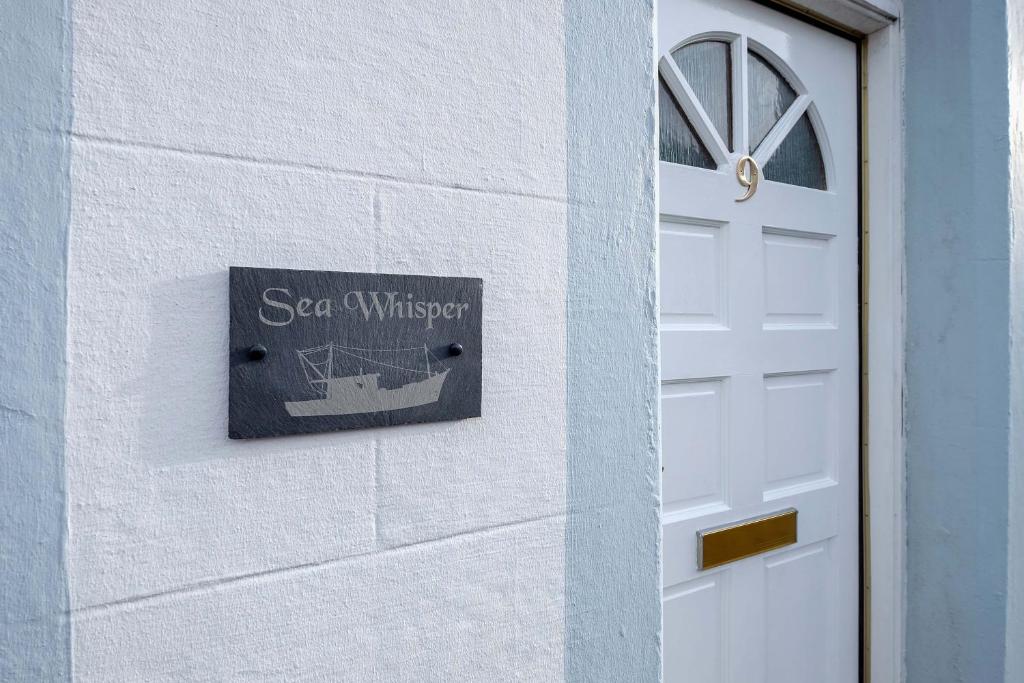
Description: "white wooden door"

(658, 1), (859, 681)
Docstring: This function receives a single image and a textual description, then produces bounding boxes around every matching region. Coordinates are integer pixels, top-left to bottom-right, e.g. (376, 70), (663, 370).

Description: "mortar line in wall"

(71, 132), (570, 205)
(372, 184), (382, 271)
(369, 179), (381, 546)
(70, 510), (569, 617)
(369, 189), (381, 553)
(372, 437), (382, 549)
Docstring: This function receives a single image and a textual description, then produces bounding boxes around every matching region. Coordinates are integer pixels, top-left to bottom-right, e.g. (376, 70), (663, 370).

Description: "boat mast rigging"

(295, 342), (444, 395)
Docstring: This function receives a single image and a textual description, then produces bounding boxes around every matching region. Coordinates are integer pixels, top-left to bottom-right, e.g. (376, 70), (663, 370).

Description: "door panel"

(658, 1), (859, 681)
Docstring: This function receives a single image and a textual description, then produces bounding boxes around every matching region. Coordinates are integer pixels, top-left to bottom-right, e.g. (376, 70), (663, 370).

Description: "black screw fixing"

(448, 343), (464, 357)
(248, 344), (268, 361)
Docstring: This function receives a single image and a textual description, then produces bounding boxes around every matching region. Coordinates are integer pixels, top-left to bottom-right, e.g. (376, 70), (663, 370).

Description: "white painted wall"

(66, 2), (568, 679)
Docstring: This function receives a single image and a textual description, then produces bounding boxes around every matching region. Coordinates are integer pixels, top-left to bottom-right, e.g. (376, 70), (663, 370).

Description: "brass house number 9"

(735, 155), (760, 202)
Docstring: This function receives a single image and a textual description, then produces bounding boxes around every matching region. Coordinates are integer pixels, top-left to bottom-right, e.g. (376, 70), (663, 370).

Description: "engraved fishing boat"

(284, 343), (448, 417)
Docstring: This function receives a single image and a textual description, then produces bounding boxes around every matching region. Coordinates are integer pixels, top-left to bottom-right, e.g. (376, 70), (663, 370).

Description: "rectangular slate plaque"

(229, 266), (482, 439)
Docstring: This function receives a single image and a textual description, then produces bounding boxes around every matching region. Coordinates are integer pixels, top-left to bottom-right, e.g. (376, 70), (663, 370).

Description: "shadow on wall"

(136, 270), (378, 464)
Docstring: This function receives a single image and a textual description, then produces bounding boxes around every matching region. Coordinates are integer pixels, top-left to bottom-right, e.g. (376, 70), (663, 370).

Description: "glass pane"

(747, 51), (796, 153)
(659, 77), (716, 169)
(763, 113), (827, 190)
(672, 41), (732, 151)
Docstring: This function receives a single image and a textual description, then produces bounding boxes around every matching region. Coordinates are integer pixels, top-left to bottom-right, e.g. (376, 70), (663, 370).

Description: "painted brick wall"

(66, 2), (571, 679)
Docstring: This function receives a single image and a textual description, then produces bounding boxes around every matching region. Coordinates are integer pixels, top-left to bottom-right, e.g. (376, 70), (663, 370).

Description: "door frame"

(856, 12), (905, 683)
(655, 1), (905, 681)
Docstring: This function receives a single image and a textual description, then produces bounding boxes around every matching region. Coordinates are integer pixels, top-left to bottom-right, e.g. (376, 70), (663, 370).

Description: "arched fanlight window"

(659, 37), (828, 191)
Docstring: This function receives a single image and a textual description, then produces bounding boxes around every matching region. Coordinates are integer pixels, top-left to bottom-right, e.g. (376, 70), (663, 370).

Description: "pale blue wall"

(564, 0), (661, 680)
(904, 1), (1012, 680)
(0, 1), (73, 680)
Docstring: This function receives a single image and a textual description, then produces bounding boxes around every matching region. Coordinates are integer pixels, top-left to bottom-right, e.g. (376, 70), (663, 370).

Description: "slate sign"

(229, 266), (482, 439)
